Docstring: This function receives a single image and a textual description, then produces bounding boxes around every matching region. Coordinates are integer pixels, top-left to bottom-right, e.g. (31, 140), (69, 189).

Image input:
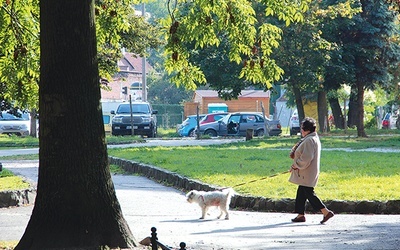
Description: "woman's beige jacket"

(288, 132), (321, 187)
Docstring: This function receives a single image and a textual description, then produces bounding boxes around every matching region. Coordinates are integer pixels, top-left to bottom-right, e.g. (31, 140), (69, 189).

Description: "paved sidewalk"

(1, 161), (400, 249)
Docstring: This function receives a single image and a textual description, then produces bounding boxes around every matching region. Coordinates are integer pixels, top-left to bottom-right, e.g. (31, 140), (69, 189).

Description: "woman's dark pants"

(295, 185), (326, 214)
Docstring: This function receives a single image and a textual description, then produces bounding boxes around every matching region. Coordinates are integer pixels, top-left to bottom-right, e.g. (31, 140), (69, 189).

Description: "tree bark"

(347, 85), (358, 128)
(328, 96), (344, 129)
(293, 85), (305, 122)
(317, 91), (328, 133)
(15, 0), (136, 249)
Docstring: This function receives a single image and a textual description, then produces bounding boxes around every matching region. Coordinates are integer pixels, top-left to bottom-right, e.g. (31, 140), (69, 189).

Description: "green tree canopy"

(162, 0), (311, 98)
(0, 0), (161, 111)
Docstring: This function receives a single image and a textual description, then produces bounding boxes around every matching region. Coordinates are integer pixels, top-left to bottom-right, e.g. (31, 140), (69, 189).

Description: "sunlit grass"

(0, 134), (38, 149)
(0, 176), (30, 192)
(1, 132), (400, 201)
(108, 142), (400, 201)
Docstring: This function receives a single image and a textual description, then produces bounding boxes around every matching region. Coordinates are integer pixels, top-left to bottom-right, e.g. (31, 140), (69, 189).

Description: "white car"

(0, 111), (30, 136)
(289, 110), (300, 136)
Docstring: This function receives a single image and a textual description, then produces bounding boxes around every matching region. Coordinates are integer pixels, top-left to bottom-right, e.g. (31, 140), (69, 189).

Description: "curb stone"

(2, 157), (399, 214)
(109, 156), (400, 214)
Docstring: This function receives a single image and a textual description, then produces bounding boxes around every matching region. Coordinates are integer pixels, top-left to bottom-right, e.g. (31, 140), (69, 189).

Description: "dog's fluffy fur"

(186, 188), (234, 220)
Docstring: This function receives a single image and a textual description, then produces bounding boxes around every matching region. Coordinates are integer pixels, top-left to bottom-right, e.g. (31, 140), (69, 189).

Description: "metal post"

(151, 227), (158, 250)
(129, 95), (134, 136)
(179, 242), (186, 249)
(141, 3), (147, 102)
(344, 98), (347, 133)
(196, 105), (200, 139)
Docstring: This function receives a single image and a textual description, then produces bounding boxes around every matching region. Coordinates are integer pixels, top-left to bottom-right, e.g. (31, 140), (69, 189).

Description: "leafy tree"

(0, 0), (160, 113)
(163, 0), (311, 98)
(187, 37), (253, 100)
(271, 0), (360, 131)
(335, 0), (400, 136)
(147, 71), (193, 104)
(0, 0), (40, 110)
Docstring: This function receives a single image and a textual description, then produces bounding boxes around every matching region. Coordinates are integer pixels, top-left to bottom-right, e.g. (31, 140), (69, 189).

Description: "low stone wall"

(109, 156), (400, 214)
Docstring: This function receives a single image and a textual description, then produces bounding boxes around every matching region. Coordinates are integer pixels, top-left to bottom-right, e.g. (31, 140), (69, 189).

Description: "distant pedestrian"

(288, 117), (334, 224)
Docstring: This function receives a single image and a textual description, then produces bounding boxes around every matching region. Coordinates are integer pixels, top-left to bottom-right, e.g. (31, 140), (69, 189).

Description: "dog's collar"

(199, 195), (205, 204)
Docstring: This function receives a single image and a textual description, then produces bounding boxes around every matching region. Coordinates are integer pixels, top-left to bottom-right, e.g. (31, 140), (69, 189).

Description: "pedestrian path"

(1, 161), (400, 249)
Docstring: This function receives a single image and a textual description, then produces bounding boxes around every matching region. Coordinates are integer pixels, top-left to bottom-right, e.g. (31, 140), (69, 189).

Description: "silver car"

(197, 112), (282, 137)
(0, 111), (30, 136)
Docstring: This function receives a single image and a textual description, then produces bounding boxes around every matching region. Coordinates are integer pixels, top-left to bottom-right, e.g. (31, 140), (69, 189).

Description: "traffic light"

(122, 86), (128, 95)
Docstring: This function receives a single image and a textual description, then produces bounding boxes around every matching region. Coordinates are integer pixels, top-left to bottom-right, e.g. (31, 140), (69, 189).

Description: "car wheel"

(256, 129), (264, 137)
(205, 130), (217, 137)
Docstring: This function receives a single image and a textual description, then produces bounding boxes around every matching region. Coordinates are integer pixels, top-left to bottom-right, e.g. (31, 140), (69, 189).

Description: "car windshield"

(117, 104), (150, 114)
(0, 112), (29, 121)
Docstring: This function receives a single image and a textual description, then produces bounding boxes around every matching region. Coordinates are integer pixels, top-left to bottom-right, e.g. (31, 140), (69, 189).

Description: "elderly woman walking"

(289, 117), (334, 224)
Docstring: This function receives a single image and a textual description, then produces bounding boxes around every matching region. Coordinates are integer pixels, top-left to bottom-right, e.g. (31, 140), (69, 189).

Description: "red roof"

(101, 53), (152, 101)
(118, 52), (153, 74)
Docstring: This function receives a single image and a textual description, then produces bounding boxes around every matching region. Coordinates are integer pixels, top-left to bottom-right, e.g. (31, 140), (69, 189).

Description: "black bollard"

(179, 242), (186, 250)
(151, 227), (158, 250)
(0, 162), (2, 172)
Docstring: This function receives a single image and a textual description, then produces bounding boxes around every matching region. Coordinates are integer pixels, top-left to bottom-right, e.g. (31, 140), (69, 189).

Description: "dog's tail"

(221, 187), (235, 203)
(221, 188), (236, 197)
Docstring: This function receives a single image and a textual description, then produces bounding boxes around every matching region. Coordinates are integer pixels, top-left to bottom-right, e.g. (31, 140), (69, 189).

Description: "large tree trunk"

(293, 85), (305, 122)
(15, 0), (136, 249)
(347, 85), (358, 128)
(30, 108), (38, 137)
(317, 91), (328, 133)
(328, 96), (344, 129)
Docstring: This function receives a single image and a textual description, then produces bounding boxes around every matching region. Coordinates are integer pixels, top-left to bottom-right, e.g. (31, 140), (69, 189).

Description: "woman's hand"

(290, 164), (298, 172)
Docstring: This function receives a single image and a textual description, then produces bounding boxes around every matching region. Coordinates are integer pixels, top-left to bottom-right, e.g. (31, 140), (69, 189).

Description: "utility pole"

(141, 3), (147, 102)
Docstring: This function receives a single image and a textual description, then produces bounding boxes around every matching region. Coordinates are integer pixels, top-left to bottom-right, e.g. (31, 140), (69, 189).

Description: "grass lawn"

(0, 168), (30, 191)
(107, 134), (400, 202)
(1, 130), (399, 201)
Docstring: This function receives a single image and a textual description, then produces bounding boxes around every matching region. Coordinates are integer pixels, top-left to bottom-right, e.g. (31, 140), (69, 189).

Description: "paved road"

(0, 138), (245, 157)
(1, 160), (400, 250)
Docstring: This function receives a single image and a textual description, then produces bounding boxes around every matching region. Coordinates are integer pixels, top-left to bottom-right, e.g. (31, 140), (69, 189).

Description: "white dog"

(186, 188), (234, 220)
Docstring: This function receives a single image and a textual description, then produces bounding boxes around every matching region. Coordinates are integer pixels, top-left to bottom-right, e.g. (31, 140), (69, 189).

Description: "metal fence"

(153, 104), (184, 129)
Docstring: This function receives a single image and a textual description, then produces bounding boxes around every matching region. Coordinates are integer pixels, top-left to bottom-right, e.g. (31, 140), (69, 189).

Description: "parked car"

(289, 110), (300, 136)
(199, 112), (228, 125)
(177, 114), (206, 137)
(111, 102), (158, 137)
(0, 111), (30, 136)
(196, 112), (282, 137)
(382, 112), (398, 129)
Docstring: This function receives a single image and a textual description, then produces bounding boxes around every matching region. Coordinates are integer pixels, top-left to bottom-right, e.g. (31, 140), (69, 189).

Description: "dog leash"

(229, 170), (290, 189)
